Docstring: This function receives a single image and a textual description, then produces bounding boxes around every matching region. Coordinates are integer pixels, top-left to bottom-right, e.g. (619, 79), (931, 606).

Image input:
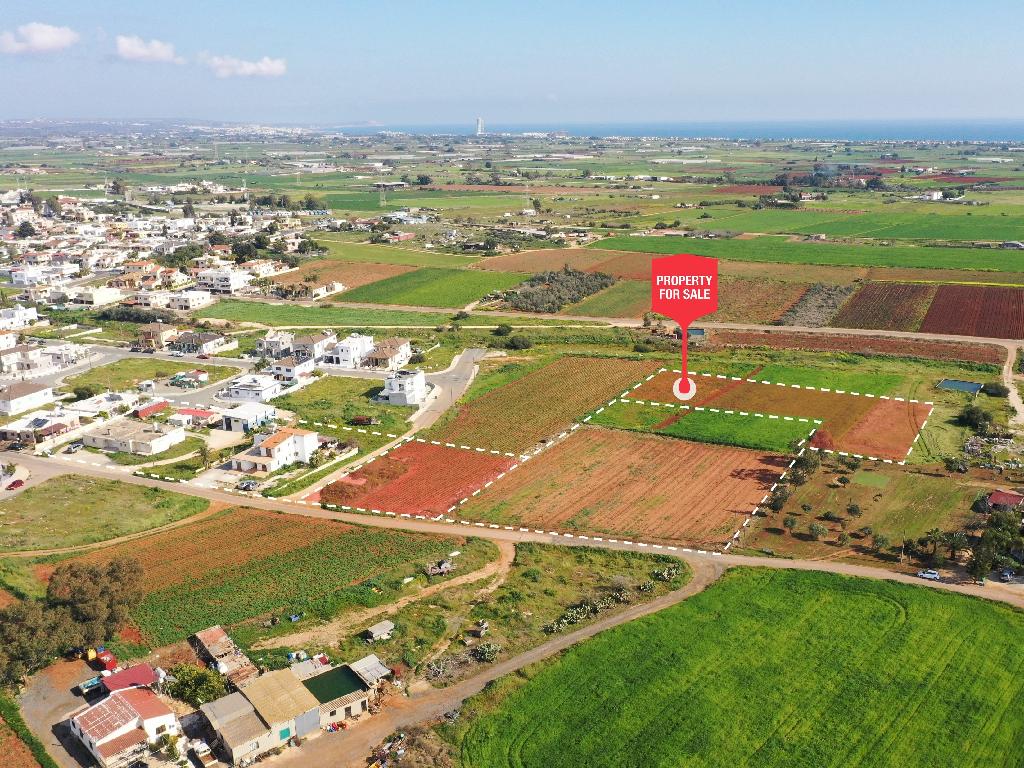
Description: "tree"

(957, 404), (993, 434)
(871, 533), (891, 553)
(946, 531), (968, 560)
(923, 528), (944, 557)
(493, 324), (513, 337)
(507, 335), (532, 350)
(808, 523), (828, 541)
(793, 452), (820, 474)
(837, 532), (852, 547)
(166, 663), (226, 707)
(846, 503), (862, 518)
(981, 382), (1009, 397)
(109, 178), (126, 195)
(182, 199), (196, 218)
(453, 310), (470, 321)
(14, 221), (36, 239)
(783, 516), (798, 535)
(198, 444), (212, 470)
(415, 174), (433, 186)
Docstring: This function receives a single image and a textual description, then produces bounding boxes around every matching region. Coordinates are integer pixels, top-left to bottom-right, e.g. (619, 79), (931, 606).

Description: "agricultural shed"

(349, 654), (392, 688)
(988, 490), (1024, 509)
(101, 664), (157, 693)
(240, 668), (320, 738)
(300, 664), (370, 725)
(364, 620), (395, 641)
(199, 692), (270, 765)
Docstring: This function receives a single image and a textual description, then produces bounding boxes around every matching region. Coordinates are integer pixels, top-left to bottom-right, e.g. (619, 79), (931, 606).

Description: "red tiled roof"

(176, 408), (216, 419)
(97, 728), (147, 758)
(73, 688), (171, 741)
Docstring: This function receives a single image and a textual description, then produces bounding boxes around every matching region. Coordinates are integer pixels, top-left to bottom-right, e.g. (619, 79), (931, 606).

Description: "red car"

(6, 479), (24, 491)
(197, 354), (210, 360)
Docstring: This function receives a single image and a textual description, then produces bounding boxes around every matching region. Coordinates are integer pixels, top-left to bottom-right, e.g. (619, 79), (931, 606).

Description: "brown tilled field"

(273, 259), (416, 291)
(705, 330), (1005, 365)
(0, 717), (40, 768)
(475, 248), (632, 275)
(432, 356), (660, 453)
(320, 441), (514, 517)
(628, 370), (928, 462)
(457, 427), (786, 545)
(919, 284), (1024, 339)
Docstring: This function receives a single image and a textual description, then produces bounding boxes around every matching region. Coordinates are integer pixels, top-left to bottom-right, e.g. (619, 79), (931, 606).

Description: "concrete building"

(366, 337), (412, 371)
(231, 427), (318, 473)
(65, 285), (123, 307)
(83, 420), (186, 455)
(221, 402), (276, 432)
(323, 333), (375, 368)
(269, 355), (315, 382)
(70, 688), (180, 768)
(256, 330), (294, 359)
(0, 409), (80, 443)
(0, 304), (38, 331)
(222, 374), (284, 402)
(65, 390), (141, 418)
(292, 331), (336, 362)
(197, 267), (252, 295)
(0, 381), (54, 415)
(137, 322), (178, 350)
(170, 331), (236, 355)
(166, 289), (214, 310)
(382, 368), (427, 405)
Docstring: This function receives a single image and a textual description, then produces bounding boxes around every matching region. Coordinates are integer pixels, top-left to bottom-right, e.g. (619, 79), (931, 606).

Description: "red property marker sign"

(651, 253), (719, 400)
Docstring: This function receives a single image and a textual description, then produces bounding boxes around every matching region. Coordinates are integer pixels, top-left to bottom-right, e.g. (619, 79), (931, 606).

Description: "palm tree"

(925, 528), (944, 557)
(198, 444), (212, 470)
(946, 531), (969, 560)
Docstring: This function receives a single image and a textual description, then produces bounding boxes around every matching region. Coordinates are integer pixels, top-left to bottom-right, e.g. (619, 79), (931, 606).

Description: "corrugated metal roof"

(241, 669), (319, 726)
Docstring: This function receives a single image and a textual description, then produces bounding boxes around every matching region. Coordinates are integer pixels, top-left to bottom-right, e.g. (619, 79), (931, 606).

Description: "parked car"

(238, 480), (260, 492)
(170, 350), (185, 358)
(142, 348), (155, 354)
(8, 442), (25, 452)
(1000, 568), (1015, 583)
(65, 441), (84, 454)
(6, 479), (24, 491)
(916, 569), (941, 581)
(197, 353), (210, 359)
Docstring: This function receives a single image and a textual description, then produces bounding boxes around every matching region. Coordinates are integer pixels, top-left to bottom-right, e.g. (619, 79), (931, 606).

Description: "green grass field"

(589, 399), (811, 453)
(0, 476), (207, 553)
(450, 568), (1024, 768)
(63, 359), (237, 393)
(340, 267), (527, 308)
(595, 235), (1024, 272)
(562, 279), (649, 318)
(315, 237), (481, 268)
(195, 299), (586, 328)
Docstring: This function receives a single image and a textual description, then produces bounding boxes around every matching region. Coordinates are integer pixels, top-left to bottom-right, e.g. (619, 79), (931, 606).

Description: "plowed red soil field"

(0, 718), (40, 768)
(321, 441), (514, 517)
(0, 588), (17, 608)
(273, 259), (415, 290)
(433, 356), (660, 453)
(457, 427), (786, 545)
(629, 371), (927, 462)
(706, 330), (1005, 365)
(919, 284), (1024, 339)
(831, 282), (937, 331)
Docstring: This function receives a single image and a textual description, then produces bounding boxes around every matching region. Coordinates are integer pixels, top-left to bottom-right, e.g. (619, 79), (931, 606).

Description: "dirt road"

(270, 556), (727, 768)
(254, 540), (516, 650)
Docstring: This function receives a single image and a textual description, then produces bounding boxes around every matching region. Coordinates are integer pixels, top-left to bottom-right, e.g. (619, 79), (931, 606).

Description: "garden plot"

(624, 369), (931, 463)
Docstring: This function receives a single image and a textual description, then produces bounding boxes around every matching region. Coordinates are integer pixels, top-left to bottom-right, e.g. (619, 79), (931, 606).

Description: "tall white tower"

(475, 117), (484, 136)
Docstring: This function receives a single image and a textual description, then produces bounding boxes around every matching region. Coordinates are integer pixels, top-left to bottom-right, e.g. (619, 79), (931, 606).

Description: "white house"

(0, 332), (17, 351)
(231, 426), (319, 473)
(65, 390), (141, 418)
(70, 687), (180, 768)
(323, 333), (375, 368)
(256, 330), (294, 359)
(383, 369), (428, 406)
(0, 381), (55, 415)
(197, 268), (252, 295)
(269, 355), (315, 383)
(0, 344), (45, 374)
(366, 337), (413, 371)
(292, 331), (336, 362)
(83, 420), (186, 455)
(166, 289), (214, 311)
(65, 285), (123, 307)
(0, 304), (38, 331)
(221, 402), (276, 432)
(222, 374), (284, 402)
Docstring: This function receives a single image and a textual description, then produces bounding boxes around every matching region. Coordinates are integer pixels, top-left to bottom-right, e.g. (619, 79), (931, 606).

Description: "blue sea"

(342, 120), (1024, 142)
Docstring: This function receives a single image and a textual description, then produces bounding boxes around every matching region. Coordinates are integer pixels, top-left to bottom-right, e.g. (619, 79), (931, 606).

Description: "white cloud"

(115, 35), (183, 64)
(0, 22), (79, 54)
(201, 53), (287, 78)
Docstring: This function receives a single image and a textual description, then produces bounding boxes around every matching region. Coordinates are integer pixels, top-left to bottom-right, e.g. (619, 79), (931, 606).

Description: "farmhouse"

(83, 420), (185, 456)
(222, 374), (284, 402)
(300, 664), (370, 725)
(231, 426), (319, 473)
(200, 693), (273, 765)
(382, 368), (427, 405)
(100, 664), (158, 694)
(0, 381), (55, 415)
(221, 402), (276, 432)
(69, 688), (180, 768)
(364, 620), (395, 642)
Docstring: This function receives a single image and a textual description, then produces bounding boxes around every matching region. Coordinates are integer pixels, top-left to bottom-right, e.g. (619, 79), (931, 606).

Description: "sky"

(2, 0), (1023, 127)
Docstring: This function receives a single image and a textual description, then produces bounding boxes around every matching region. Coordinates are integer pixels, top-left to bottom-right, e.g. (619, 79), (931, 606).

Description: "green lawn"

(562, 279), (649, 318)
(340, 267), (528, 308)
(271, 375), (415, 456)
(751, 363), (905, 395)
(0, 476), (207, 552)
(450, 568), (1024, 768)
(63, 359), (237, 393)
(590, 399), (811, 453)
(195, 299), (585, 328)
(595, 235), (1024, 272)
(316, 237), (482, 267)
